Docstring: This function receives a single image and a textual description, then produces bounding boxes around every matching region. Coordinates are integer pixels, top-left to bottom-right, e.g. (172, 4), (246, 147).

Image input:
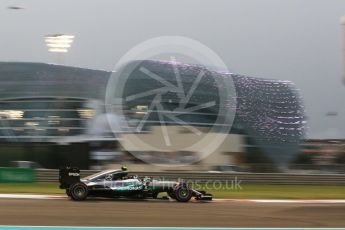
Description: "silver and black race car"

(59, 166), (212, 202)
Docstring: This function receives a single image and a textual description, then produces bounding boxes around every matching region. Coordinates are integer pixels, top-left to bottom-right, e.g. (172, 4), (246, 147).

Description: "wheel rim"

(179, 188), (189, 198)
(75, 186), (85, 197)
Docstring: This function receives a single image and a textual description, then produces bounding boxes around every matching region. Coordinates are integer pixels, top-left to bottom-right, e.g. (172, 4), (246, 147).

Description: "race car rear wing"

(59, 166), (80, 189)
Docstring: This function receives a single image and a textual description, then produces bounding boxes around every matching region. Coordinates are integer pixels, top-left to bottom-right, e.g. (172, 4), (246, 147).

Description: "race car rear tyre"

(174, 185), (192, 202)
(70, 182), (88, 201)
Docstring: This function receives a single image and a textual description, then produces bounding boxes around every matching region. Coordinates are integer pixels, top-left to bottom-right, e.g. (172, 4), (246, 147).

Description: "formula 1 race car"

(59, 166), (212, 202)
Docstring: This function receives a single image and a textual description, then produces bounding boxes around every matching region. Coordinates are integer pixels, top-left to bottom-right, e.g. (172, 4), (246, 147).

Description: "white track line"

(1, 194), (345, 204)
(249, 199), (345, 203)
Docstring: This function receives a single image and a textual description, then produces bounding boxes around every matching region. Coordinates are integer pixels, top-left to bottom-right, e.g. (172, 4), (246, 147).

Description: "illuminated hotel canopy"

(0, 61), (306, 164)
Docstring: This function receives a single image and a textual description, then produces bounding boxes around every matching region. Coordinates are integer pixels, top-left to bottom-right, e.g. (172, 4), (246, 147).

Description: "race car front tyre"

(174, 185), (192, 202)
(70, 182), (88, 201)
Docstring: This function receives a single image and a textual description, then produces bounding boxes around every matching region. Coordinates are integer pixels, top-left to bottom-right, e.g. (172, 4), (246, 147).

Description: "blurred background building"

(0, 61), (306, 171)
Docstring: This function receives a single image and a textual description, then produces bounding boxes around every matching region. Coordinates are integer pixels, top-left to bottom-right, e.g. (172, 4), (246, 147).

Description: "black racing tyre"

(174, 185), (192, 202)
(70, 182), (88, 201)
(66, 189), (71, 197)
(167, 190), (176, 199)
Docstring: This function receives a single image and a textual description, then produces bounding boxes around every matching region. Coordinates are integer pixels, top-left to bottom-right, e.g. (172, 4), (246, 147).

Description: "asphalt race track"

(0, 198), (344, 227)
